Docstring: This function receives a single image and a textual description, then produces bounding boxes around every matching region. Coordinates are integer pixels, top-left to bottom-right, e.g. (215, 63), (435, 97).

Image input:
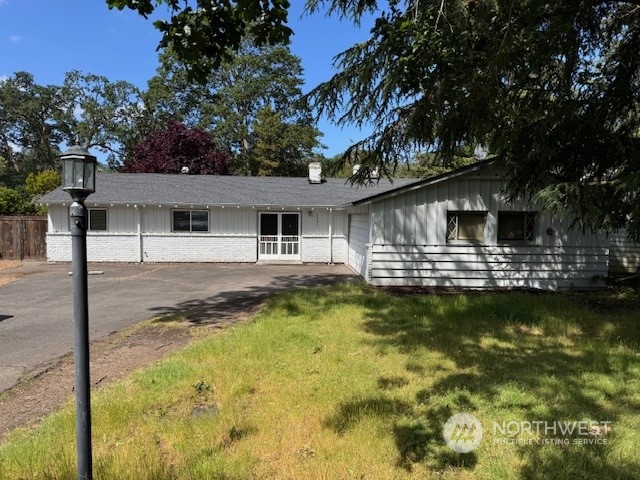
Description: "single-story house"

(40, 161), (620, 290)
(40, 169), (414, 266)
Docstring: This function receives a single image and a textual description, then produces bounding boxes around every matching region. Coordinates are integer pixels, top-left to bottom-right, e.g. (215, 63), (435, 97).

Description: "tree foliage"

(305, 1), (640, 239)
(113, 1), (640, 239)
(122, 120), (230, 174)
(0, 72), (68, 184)
(0, 186), (36, 215)
(23, 170), (61, 215)
(144, 41), (321, 175)
(251, 106), (318, 176)
(0, 71), (142, 185)
(24, 170), (61, 197)
(106, 0), (293, 81)
(394, 151), (477, 179)
(61, 71), (143, 166)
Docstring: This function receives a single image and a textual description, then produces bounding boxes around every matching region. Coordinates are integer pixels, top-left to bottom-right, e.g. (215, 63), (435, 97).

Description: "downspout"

(134, 205), (143, 263)
(329, 207), (333, 264)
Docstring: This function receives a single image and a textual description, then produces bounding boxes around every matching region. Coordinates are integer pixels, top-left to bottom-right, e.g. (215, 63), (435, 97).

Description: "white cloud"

(0, 74), (8, 84)
(9, 35), (22, 43)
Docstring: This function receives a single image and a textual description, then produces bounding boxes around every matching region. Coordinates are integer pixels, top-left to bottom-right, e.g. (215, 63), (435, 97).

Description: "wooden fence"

(0, 216), (47, 260)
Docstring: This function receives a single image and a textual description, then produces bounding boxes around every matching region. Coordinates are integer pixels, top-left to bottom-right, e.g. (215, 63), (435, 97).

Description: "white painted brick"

(142, 235), (257, 262)
(46, 234), (139, 262)
(301, 236), (329, 262)
(48, 232), (347, 265)
(331, 236), (347, 263)
(299, 235), (347, 263)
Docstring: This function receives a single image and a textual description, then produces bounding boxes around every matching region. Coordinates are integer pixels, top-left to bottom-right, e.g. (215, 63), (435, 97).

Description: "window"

(88, 209), (107, 231)
(447, 212), (486, 242)
(498, 212), (536, 242)
(172, 210), (209, 232)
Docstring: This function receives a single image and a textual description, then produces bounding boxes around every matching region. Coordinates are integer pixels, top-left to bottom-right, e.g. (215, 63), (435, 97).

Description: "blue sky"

(0, 0), (375, 157)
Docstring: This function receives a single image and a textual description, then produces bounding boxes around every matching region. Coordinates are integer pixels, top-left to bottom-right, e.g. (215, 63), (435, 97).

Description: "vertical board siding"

(302, 209), (330, 236)
(348, 214), (370, 278)
(48, 205), (68, 232)
(140, 207), (257, 235)
(367, 168), (609, 290)
(609, 231), (640, 273)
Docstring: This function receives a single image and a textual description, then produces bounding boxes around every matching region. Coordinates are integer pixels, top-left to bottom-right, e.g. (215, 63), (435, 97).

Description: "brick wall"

(142, 235), (257, 262)
(300, 235), (347, 263)
(47, 233), (140, 262)
(47, 233), (347, 264)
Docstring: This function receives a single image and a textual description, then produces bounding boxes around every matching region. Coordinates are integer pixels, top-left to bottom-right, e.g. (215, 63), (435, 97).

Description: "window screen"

(88, 209), (107, 231)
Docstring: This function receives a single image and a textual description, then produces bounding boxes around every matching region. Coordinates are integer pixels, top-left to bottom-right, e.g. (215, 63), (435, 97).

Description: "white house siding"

(370, 245), (608, 289)
(300, 209), (347, 263)
(46, 204), (345, 264)
(609, 231), (640, 273)
(366, 170), (609, 290)
(47, 205), (140, 262)
(348, 213), (371, 279)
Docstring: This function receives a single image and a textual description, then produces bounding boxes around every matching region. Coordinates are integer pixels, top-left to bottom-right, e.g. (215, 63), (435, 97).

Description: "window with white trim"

(88, 209), (108, 231)
(172, 210), (209, 232)
(497, 212), (537, 242)
(447, 212), (486, 242)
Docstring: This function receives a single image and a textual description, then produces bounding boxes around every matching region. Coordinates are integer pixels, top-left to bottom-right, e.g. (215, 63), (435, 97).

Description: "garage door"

(348, 214), (370, 279)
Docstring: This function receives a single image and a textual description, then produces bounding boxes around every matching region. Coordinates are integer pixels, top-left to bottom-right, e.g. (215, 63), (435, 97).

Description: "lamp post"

(59, 144), (97, 480)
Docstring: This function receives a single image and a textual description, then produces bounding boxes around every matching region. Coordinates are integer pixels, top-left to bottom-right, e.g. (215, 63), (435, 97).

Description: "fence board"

(0, 216), (47, 260)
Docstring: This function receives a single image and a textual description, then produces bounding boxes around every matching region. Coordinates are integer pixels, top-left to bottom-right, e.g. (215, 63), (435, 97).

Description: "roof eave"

(351, 159), (497, 206)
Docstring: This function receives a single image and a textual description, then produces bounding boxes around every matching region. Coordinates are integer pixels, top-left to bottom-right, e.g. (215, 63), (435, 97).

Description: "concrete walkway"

(0, 262), (355, 392)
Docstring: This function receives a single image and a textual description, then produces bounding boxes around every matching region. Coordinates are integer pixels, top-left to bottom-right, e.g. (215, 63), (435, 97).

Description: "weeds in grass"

(1, 285), (640, 479)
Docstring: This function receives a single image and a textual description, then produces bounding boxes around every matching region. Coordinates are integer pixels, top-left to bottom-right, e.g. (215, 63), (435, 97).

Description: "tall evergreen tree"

(111, 1), (640, 239)
(145, 40), (321, 175)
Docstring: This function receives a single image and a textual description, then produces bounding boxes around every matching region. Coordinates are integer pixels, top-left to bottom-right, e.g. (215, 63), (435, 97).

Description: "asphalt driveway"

(0, 262), (356, 392)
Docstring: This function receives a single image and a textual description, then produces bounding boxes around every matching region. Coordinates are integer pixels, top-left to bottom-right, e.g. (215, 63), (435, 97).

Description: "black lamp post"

(59, 144), (96, 480)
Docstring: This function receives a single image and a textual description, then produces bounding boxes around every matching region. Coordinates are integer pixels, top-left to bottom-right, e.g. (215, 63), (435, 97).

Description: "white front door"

(259, 212), (300, 260)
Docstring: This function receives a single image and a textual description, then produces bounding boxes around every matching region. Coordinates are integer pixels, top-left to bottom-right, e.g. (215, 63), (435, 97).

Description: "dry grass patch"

(0, 260), (22, 286)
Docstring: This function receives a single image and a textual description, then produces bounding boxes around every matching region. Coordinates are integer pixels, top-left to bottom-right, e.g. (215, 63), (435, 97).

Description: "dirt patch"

(0, 302), (263, 443)
(0, 261), (23, 287)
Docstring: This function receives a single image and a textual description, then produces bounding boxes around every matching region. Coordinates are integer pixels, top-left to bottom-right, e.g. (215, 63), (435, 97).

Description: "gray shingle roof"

(39, 173), (416, 208)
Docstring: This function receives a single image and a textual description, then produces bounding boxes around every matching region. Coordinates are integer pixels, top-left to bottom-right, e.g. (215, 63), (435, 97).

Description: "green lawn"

(1, 284), (640, 479)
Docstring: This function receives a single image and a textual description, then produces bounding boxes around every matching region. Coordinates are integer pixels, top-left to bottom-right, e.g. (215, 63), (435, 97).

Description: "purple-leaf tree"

(122, 120), (229, 174)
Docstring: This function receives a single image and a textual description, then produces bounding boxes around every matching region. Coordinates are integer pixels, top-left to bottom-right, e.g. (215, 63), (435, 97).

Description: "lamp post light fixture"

(60, 144), (97, 480)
